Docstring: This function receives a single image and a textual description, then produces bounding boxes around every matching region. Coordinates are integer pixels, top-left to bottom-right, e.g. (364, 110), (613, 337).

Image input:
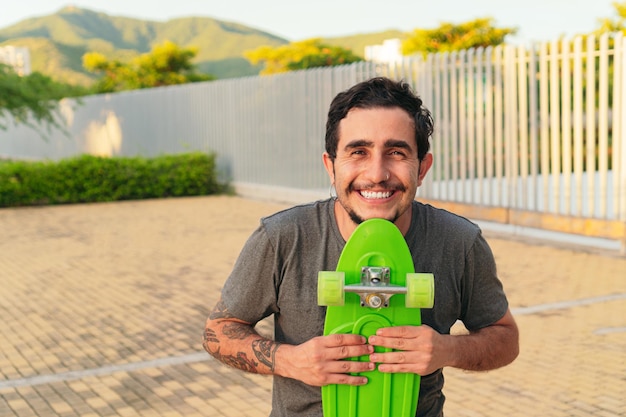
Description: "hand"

(277, 333), (375, 386)
(368, 325), (449, 376)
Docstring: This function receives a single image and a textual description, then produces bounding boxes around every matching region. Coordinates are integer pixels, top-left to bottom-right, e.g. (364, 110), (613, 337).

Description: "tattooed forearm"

(204, 301), (279, 375)
(220, 351), (259, 372)
(223, 322), (256, 340)
(252, 339), (282, 372)
(203, 326), (260, 372)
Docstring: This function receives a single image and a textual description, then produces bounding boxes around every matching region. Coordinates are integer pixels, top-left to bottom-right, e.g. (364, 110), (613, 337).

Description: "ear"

(417, 153), (433, 186)
(322, 152), (335, 183)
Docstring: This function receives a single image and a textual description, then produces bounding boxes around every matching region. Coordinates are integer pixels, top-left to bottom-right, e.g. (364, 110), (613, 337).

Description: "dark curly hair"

(325, 77), (433, 161)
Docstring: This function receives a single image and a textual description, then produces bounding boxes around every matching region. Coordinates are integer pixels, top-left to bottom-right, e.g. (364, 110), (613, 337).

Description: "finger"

(368, 335), (412, 350)
(369, 351), (410, 364)
(376, 363), (418, 374)
(328, 358), (375, 374)
(374, 326), (419, 337)
(325, 333), (368, 347)
(322, 373), (369, 386)
(328, 344), (374, 360)
(369, 352), (424, 375)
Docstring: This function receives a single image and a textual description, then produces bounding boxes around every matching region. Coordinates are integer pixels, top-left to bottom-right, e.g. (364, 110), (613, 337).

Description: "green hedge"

(0, 152), (227, 207)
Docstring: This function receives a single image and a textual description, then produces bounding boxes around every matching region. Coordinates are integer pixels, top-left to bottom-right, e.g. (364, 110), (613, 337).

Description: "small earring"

(329, 183), (337, 199)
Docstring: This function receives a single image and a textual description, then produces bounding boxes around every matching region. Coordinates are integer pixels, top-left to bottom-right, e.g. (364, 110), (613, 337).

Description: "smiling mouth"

(359, 190), (394, 199)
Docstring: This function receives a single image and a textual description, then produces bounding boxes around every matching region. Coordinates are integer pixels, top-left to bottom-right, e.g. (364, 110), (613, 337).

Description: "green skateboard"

(318, 218), (434, 417)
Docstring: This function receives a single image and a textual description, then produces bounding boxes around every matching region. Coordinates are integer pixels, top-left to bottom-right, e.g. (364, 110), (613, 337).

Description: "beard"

(338, 181), (405, 226)
(345, 206), (401, 225)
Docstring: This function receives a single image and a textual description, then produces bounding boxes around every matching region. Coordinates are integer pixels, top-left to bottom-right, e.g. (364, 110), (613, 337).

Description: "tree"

(595, 1), (626, 33)
(245, 38), (363, 75)
(0, 63), (86, 134)
(83, 41), (214, 93)
(402, 18), (517, 56)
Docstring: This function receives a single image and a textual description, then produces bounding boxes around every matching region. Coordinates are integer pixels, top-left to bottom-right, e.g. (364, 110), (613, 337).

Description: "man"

(203, 77), (519, 416)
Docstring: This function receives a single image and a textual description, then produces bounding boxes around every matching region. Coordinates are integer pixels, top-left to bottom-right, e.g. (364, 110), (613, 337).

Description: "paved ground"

(0, 195), (624, 417)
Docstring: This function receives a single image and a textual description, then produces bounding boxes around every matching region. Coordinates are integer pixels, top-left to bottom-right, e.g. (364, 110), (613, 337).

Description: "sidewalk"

(0, 195), (624, 417)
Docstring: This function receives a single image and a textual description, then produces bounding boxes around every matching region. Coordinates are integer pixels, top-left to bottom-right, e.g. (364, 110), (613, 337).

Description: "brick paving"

(0, 195), (624, 417)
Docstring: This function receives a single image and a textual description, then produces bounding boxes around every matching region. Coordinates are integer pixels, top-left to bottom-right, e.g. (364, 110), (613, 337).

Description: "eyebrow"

(343, 139), (414, 151)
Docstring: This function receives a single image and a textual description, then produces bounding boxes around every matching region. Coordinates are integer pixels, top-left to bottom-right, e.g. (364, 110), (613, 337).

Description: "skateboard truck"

(349, 266), (408, 308)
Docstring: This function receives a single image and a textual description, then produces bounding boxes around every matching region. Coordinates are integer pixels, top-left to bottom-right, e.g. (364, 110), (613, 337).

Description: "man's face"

(323, 106), (432, 234)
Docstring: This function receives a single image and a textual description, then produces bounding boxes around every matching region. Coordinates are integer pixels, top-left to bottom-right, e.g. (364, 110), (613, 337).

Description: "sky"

(0, 0), (620, 45)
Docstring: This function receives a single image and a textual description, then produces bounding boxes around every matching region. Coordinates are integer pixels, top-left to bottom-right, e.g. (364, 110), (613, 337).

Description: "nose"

(363, 154), (390, 184)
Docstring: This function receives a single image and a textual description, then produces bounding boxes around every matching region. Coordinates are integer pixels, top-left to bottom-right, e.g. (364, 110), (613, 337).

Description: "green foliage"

(402, 18), (517, 56)
(287, 45), (363, 71)
(83, 41), (215, 93)
(595, 1), (626, 34)
(0, 63), (87, 133)
(245, 38), (364, 75)
(0, 152), (226, 207)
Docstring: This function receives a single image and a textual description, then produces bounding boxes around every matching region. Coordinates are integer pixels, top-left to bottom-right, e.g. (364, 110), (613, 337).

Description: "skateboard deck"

(318, 218), (434, 417)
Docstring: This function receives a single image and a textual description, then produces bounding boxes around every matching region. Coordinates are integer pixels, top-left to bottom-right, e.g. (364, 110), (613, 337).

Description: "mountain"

(0, 6), (286, 83)
(0, 6), (407, 85)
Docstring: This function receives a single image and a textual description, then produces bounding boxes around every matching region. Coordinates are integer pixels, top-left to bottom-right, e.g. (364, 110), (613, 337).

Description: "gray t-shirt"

(221, 198), (508, 417)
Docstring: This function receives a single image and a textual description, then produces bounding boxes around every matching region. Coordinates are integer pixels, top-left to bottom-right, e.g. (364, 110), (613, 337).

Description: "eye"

(389, 149), (406, 157)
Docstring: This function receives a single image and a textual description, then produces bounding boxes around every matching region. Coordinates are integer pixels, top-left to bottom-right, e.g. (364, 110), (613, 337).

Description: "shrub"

(0, 152), (226, 207)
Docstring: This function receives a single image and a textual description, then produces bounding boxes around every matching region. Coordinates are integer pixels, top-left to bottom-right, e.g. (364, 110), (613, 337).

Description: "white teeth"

(360, 190), (392, 199)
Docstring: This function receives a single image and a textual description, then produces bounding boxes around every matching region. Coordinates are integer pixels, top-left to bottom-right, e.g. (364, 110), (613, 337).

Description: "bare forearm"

(447, 311), (519, 372)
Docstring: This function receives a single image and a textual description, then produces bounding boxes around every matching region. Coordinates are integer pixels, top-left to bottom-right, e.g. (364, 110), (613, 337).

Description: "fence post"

(618, 35), (626, 253)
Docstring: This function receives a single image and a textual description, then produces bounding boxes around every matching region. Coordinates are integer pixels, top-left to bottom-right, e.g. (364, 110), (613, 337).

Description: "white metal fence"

(1, 34), (624, 227)
(409, 33), (626, 223)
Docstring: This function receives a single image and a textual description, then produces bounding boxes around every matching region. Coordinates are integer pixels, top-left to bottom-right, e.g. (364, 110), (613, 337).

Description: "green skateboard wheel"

(317, 271), (345, 306)
(405, 273), (434, 308)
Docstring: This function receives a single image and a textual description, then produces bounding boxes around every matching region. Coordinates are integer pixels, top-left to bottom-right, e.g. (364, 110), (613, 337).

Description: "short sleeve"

(220, 224), (280, 325)
(459, 233), (509, 331)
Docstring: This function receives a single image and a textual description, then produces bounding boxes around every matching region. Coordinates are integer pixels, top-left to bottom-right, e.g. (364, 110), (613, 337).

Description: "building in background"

(364, 38), (402, 63)
(0, 46), (31, 76)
